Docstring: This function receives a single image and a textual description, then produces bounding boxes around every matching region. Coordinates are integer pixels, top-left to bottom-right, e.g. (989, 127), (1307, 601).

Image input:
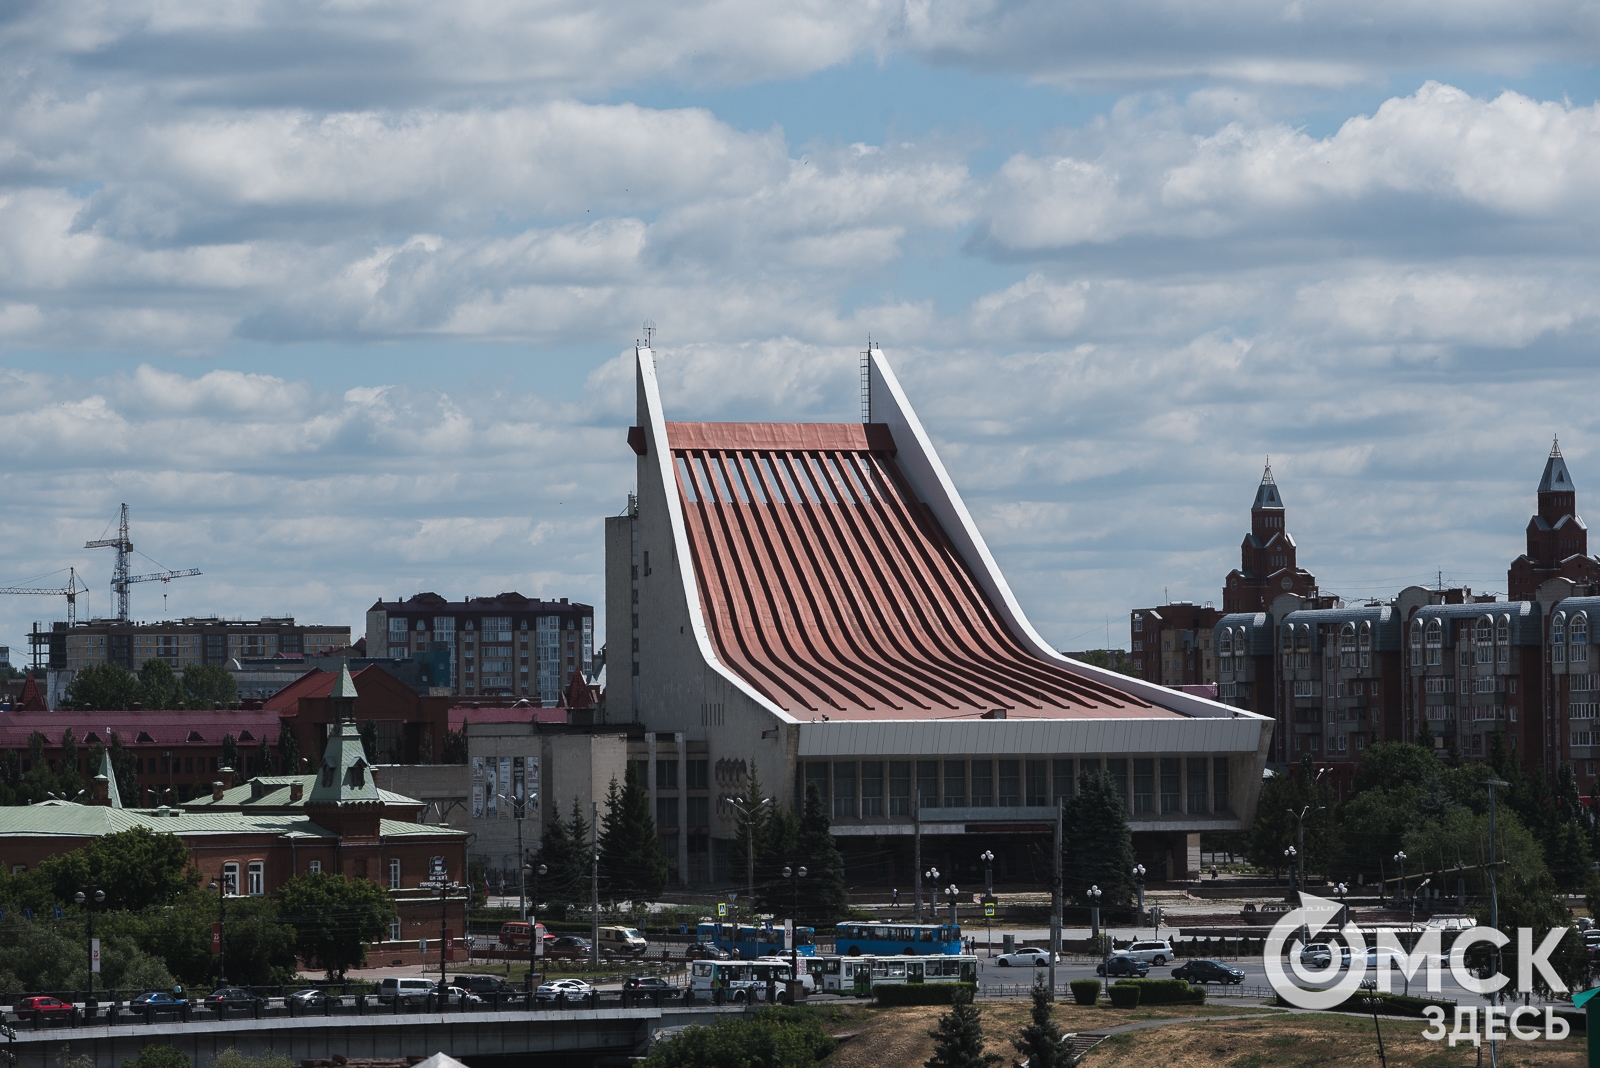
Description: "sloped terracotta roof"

(666, 421), (1167, 720)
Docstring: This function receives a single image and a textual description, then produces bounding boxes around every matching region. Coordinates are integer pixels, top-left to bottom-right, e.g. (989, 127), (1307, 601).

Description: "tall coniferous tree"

(598, 764), (668, 899)
(539, 801), (579, 905)
(795, 782), (849, 924)
(1064, 769), (1136, 906)
(754, 803), (800, 914)
(727, 760), (770, 891)
(1013, 980), (1066, 1068)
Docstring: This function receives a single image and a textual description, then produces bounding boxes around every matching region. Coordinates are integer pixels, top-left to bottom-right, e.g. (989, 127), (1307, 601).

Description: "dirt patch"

(1086, 1013), (1586, 1068)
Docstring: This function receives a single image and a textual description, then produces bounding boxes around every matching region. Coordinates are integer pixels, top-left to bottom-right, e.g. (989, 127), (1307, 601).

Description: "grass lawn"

(818, 999), (1276, 1068)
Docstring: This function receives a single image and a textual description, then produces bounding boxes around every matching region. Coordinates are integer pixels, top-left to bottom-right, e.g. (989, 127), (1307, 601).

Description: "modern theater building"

(604, 347), (1272, 889)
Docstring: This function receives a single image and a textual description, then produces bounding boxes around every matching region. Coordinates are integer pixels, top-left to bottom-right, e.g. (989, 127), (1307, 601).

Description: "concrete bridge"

(2, 1005), (747, 1067)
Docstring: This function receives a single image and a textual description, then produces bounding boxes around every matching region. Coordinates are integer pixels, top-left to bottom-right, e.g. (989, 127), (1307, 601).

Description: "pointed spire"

(1538, 441), (1576, 494)
(1553, 435), (1563, 458)
(332, 664), (358, 724)
(1252, 458), (1284, 510)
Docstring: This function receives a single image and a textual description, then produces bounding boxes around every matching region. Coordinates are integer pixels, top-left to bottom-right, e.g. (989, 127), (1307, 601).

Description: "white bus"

(814, 954), (979, 996)
(688, 958), (794, 1003)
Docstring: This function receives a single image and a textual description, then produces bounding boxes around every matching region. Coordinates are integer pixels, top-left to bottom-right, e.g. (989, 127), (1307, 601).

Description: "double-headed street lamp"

(728, 795), (773, 927)
(1132, 863), (1147, 923)
(926, 867), (941, 918)
(498, 790), (538, 921)
(75, 886), (105, 1008)
(979, 851), (995, 956)
(1283, 846), (1297, 891)
(781, 864), (807, 993)
(944, 884), (959, 929)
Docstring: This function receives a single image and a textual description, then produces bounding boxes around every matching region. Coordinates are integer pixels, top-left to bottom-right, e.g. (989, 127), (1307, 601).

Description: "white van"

(598, 926), (649, 957)
(379, 977), (435, 1007)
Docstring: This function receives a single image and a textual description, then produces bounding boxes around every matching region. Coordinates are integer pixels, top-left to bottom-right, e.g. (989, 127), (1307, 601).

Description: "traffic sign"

(984, 905), (995, 918)
(717, 903), (727, 917)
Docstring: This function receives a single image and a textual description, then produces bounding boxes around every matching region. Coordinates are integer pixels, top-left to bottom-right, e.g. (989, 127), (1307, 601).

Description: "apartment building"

(1128, 603), (1222, 687)
(365, 593), (594, 703)
(44, 617), (351, 673)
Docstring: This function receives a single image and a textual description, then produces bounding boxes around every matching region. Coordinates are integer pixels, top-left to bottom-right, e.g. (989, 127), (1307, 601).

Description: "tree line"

(0, 826), (396, 991)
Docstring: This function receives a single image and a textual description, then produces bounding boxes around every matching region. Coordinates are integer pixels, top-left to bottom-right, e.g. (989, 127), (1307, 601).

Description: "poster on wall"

(471, 757), (485, 818)
(498, 756), (512, 817)
(528, 756), (540, 801)
(485, 758), (499, 819)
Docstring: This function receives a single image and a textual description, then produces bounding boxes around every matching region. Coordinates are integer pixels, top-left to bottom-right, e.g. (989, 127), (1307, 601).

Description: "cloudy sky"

(2, 1), (1599, 666)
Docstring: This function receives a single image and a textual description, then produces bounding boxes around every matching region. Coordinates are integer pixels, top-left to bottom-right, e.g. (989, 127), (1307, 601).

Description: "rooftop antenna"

(643, 320), (656, 348)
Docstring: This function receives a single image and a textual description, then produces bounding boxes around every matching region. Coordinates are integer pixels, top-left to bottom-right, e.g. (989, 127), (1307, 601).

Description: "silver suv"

(1122, 940), (1174, 965)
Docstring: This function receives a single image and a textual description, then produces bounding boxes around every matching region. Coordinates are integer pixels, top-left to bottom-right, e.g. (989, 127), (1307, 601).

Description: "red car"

(14, 996), (75, 1022)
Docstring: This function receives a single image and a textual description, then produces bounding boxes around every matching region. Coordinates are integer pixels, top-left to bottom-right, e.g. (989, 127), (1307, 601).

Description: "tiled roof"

(0, 710), (282, 749)
(180, 774), (422, 810)
(447, 707), (564, 731)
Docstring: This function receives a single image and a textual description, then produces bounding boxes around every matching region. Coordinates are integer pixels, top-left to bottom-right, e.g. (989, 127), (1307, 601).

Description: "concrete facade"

(606, 347), (1272, 887)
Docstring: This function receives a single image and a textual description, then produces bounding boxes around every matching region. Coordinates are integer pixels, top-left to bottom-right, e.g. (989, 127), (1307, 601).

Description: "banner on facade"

(471, 757), (485, 818)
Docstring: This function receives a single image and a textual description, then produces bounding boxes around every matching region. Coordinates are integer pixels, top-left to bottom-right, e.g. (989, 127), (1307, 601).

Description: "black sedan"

(1095, 954), (1151, 978)
(685, 942), (731, 961)
(622, 976), (680, 999)
(204, 987), (262, 1016)
(1171, 959), (1245, 984)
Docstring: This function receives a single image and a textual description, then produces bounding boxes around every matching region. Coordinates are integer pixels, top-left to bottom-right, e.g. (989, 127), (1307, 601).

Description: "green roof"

(380, 819), (467, 838)
(182, 775), (420, 811)
(309, 718), (382, 806)
(0, 805), (336, 840)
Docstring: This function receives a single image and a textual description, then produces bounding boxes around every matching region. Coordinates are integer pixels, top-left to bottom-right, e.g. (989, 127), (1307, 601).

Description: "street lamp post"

(980, 851), (995, 957)
(781, 864), (807, 997)
(729, 795), (772, 936)
(206, 878), (228, 985)
(1132, 863), (1147, 925)
(1283, 847), (1297, 892)
(435, 877), (461, 1003)
(524, 862), (547, 994)
(498, 790), (536, 921)
(926, 867), (941, 921)
(1087, 885), (1105, 971)
(1393, 851), (1407, 908)
(74, 886), (105, 1009)
(945, 884), (959, 929)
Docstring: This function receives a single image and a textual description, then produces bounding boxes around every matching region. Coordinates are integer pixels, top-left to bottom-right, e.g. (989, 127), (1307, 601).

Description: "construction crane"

(0, 567), (88, 625)
(85, 504), (201, 622)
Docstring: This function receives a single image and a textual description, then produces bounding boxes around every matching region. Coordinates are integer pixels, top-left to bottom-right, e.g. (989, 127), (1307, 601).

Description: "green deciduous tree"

(107, 732), (139, 805)
(277, 722), (300, 776)
(124, 1047), (190, 1068)
(64, 663), (138, 711)
(0, 922), (174, 994)
(1064, 768), (1135, 907)
(1073, 649), (1141, 677)
(136, 658), (185, 710)
(597, 763), (668, 900)
(254, 734), (274, 777)
(277, 872), (396, 979)
(643, 1007), (835, 1068)
(181, 664), (237, 709)
(795, 783), (848, 925)
(57, 729), (83, 797)
(29, 826), (202, 912)
(1013, 980), (1067, 1068)
(926, 985), (1000, 1068)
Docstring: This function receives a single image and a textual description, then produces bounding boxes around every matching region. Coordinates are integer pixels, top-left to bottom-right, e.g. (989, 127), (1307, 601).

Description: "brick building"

(1508, 441), (1600, 602)
(1222, 464), (1320, 614)
(266, 665), (452, 766)
(364, 593), (594, 703)
(0, 676), (469, 970)
(1127, 603), (1222, 686)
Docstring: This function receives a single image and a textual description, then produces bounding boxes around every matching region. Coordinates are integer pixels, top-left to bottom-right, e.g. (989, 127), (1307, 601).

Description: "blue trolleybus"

(834, 922), (963, 956)
(697, 921), (817, 960)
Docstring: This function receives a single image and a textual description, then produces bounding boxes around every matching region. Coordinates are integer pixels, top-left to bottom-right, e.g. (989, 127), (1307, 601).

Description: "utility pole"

(913, 793), (922, 924)
(591, 800), (600, 968)
(1048, 799), (1061, 1001)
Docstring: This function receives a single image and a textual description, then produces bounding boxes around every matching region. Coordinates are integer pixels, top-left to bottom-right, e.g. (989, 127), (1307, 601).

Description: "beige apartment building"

(45, 617), (351, 673)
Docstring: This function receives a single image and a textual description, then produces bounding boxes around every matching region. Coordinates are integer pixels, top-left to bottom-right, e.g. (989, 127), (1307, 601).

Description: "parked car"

(685, 941), (731, 961)
(452, 975), (512, 997)
(534, 979), (594, 1004)
(1171, 959), (1245, 984)
(995, 946), (1056, 967)
(428, 986), (483, 1008)
(378, 977), (435, 1008)
(131, 991), (187, 1018)
(286, 989), (333, 1011)
(1299, 943), (1335, 968)
(1122, 940), (1175, 965)
(1096, 953), (1151, 978)
(13, 996), (74, 1023)
(546, 936), (594, 960)
(204, 987), (263, 1016)
(622, 976), (680, 999)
